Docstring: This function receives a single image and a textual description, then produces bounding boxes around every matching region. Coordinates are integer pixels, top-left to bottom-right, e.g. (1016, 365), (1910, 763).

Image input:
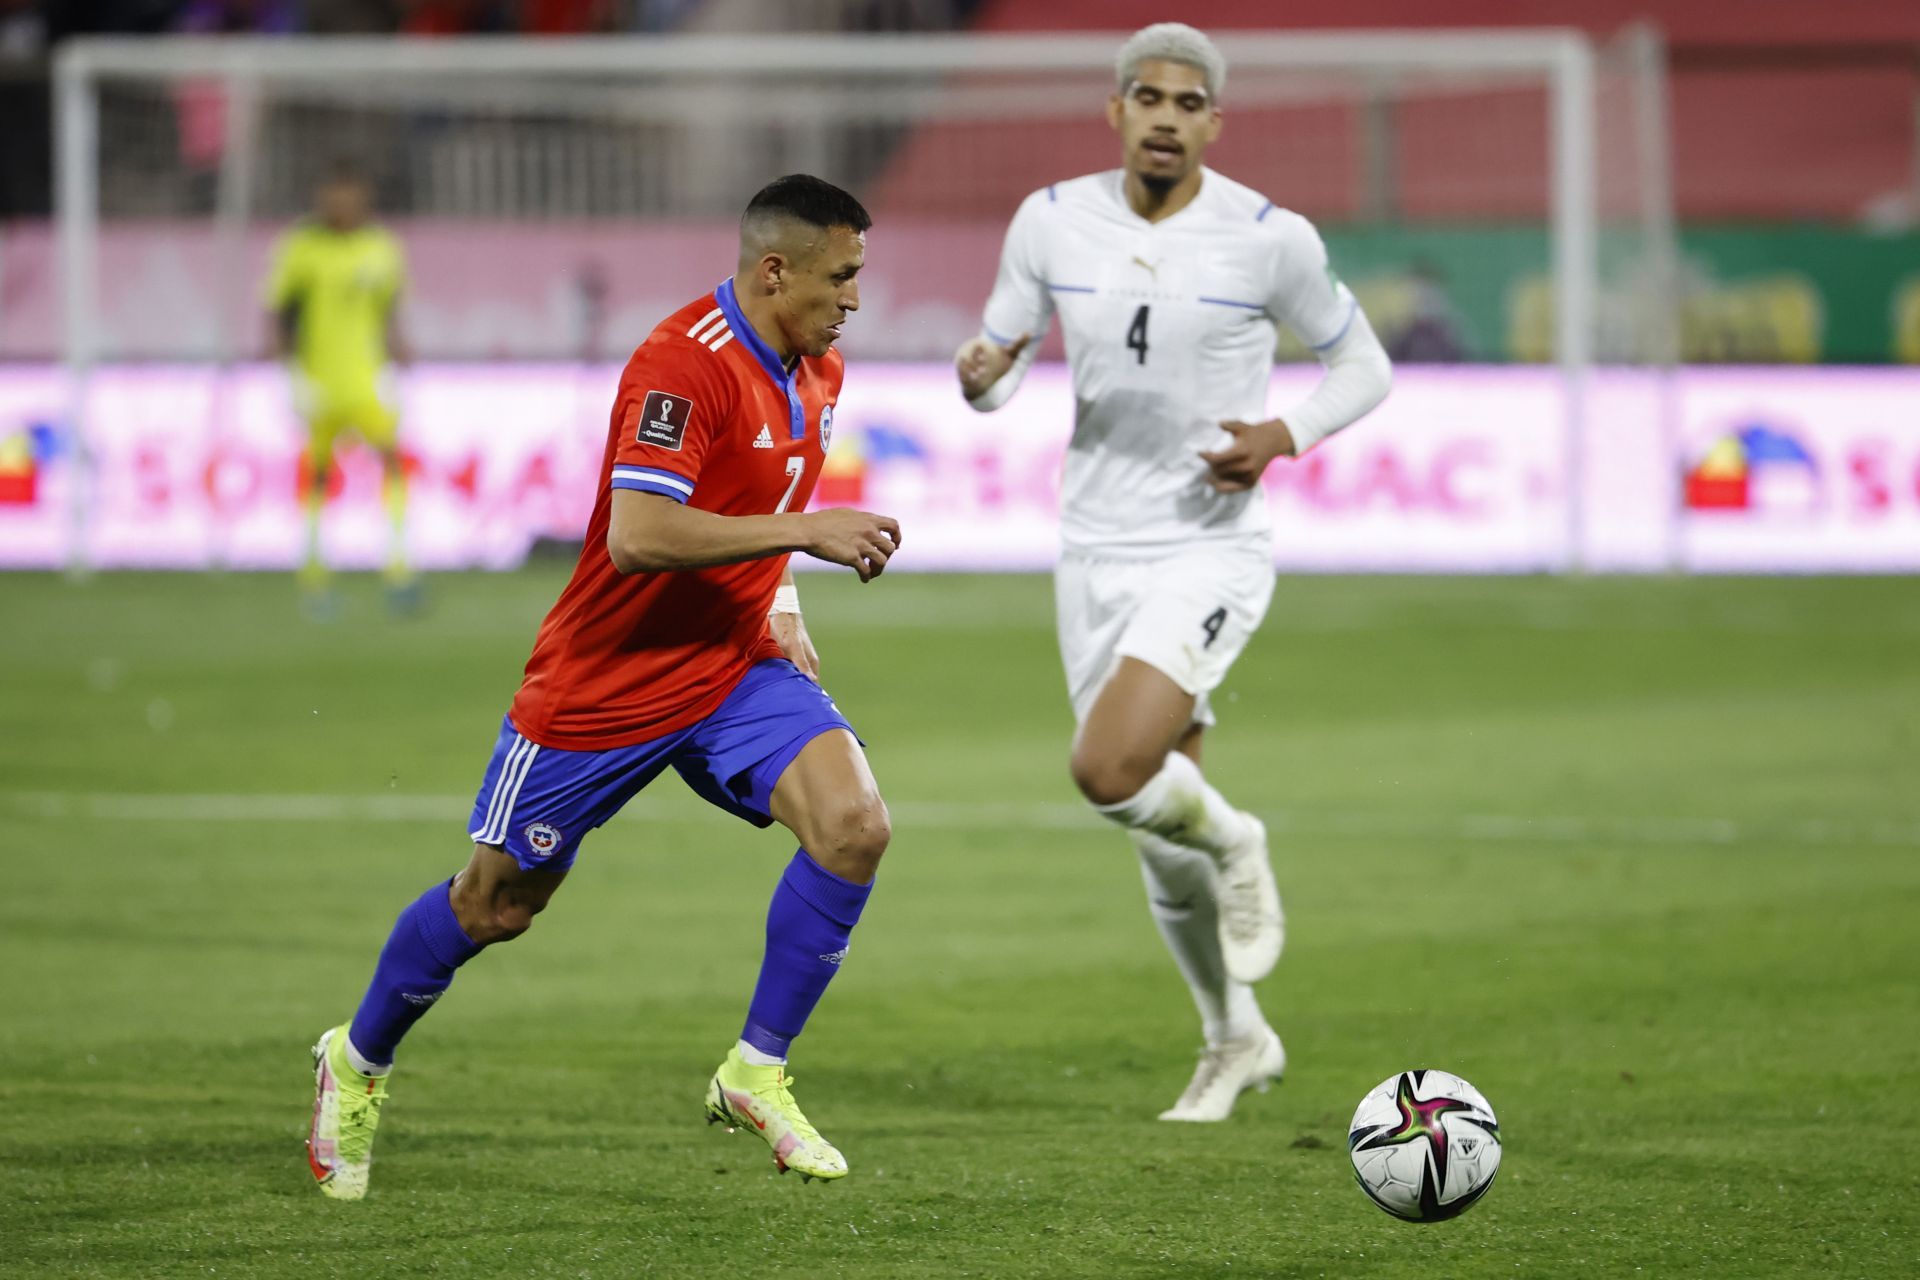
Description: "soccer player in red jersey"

(306, 176), (901, 1198)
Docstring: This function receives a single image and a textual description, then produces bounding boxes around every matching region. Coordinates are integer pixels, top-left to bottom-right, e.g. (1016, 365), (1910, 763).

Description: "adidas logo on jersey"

(753, 425), (774, 449)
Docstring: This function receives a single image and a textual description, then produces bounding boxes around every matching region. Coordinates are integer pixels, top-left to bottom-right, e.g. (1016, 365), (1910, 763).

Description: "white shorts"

(1054, 541), (1276, 728)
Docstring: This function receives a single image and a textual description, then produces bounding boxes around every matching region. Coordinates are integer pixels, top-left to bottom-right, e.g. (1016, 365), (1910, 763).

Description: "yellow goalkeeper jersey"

(265, 222), (405, 393)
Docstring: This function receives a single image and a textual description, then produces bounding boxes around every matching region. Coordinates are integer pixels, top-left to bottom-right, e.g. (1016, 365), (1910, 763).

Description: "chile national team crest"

(524, 823), (563, 858)
(819, 404), (834, 451)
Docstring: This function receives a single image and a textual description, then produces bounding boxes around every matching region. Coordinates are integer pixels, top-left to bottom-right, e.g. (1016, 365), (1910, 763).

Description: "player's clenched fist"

(803, 509), (903, 582)
(1199, 419), (1297, 493)
(954, 333), (1030, 401)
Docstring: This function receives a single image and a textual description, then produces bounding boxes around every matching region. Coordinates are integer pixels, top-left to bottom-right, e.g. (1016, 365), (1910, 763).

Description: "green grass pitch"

(2, 569), (1916, 1277)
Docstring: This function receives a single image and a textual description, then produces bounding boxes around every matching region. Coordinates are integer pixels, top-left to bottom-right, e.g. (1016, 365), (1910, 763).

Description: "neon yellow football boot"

(704, 1046), (848, 1182)
(306, 1025), (389, 1200)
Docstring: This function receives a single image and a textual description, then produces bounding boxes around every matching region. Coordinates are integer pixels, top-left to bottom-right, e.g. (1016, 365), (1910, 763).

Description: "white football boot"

(1158, 1027), (1287, 1122)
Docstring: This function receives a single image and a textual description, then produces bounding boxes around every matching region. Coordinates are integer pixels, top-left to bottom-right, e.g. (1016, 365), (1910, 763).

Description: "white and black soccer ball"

(1348, 1068), (1501, 1222)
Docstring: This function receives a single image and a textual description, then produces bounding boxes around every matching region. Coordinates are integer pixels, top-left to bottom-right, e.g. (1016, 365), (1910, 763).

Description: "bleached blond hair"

(1116, 23), (1226, 102)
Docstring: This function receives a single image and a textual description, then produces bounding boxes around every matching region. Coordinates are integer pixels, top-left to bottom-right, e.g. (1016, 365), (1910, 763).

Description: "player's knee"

(450, 876), (548, 945)
(1070, 744), (1157, 808)
(488, 896), (544, 942)
(810, 793), (891, 874)
(449, 881), (502, 943)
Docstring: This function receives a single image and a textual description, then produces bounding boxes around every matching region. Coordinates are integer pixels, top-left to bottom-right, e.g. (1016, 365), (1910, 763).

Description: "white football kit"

(968, 167), (1390, 722)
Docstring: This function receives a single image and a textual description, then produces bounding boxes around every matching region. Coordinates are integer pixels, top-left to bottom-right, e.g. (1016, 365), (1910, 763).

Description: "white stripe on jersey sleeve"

(611, 467), (694, 497)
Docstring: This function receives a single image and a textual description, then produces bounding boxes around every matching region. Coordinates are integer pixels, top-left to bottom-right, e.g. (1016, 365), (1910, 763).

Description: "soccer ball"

(1348, 1069), (1501, 1222)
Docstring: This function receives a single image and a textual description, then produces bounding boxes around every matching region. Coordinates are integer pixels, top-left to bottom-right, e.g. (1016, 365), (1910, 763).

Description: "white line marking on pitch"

(5, 791), (1917, 849)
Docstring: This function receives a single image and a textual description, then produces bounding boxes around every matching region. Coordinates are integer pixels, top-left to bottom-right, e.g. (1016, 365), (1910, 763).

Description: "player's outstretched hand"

(1200, 419), (1298, 493)
(802, 508), (903, 583)
(954, 333), (1031, 400)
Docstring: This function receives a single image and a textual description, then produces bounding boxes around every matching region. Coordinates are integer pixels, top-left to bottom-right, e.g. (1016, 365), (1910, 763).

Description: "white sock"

(1134, 831), (1265, 1046)
(1094, 750), (1249, 860)
(342, 1033), (392, 1078)
(737, 1039), (786, 1067)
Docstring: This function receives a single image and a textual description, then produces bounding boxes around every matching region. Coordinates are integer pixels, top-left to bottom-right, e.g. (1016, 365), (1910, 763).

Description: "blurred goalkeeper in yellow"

(265, 159), (418, 616)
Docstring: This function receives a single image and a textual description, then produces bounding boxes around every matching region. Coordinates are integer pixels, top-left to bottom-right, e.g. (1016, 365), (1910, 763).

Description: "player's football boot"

(704, 1046), (848, 1182)
(1216, 813), (1284, 984)
(1158, 1026), (1287, 1122)
(306, 1025), (389, 1200)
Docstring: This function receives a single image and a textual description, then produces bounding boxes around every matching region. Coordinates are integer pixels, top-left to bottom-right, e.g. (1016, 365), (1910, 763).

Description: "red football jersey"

(509, 280), (841, 749)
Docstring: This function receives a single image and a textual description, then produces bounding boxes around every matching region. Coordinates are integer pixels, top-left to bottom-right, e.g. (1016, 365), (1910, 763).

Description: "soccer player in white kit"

(955, 24), (1393, 1122)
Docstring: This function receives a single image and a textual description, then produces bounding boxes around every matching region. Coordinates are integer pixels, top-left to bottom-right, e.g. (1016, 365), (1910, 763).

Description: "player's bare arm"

(607, 490), (900, 581)
(1198, 419), (1299, 493)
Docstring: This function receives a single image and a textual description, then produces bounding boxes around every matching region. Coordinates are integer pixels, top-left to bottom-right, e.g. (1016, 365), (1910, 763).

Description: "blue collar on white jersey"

(716, 277), (806, 440)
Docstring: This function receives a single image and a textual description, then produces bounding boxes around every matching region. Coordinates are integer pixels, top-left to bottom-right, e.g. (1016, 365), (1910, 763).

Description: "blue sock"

(741, 850), (875, 1059)
(347, 879), (483, 1067)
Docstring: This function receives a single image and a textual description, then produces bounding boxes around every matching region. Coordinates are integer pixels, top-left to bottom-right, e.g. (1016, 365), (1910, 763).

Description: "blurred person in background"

(264, 158), (416, 616)
(1382, 258), (1470, 363)
(956, 23), (1391, 1123)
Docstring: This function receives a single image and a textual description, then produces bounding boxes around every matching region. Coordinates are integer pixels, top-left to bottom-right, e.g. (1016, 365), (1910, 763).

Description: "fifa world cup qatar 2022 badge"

(633, 390), (693, 450)
(524, 823), (563, 859)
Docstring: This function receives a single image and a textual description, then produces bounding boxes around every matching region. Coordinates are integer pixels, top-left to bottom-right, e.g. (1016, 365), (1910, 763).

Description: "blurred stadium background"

(2, 0), (1918, 572)
(4, 6), (1919, 1277)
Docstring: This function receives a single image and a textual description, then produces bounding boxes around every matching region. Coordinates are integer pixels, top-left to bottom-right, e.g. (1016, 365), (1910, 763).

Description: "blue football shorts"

(466, 659), (857, 872)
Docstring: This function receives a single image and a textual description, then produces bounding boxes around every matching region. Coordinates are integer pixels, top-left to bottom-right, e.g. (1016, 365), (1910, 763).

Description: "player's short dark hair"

(742, 174), (872, 235)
